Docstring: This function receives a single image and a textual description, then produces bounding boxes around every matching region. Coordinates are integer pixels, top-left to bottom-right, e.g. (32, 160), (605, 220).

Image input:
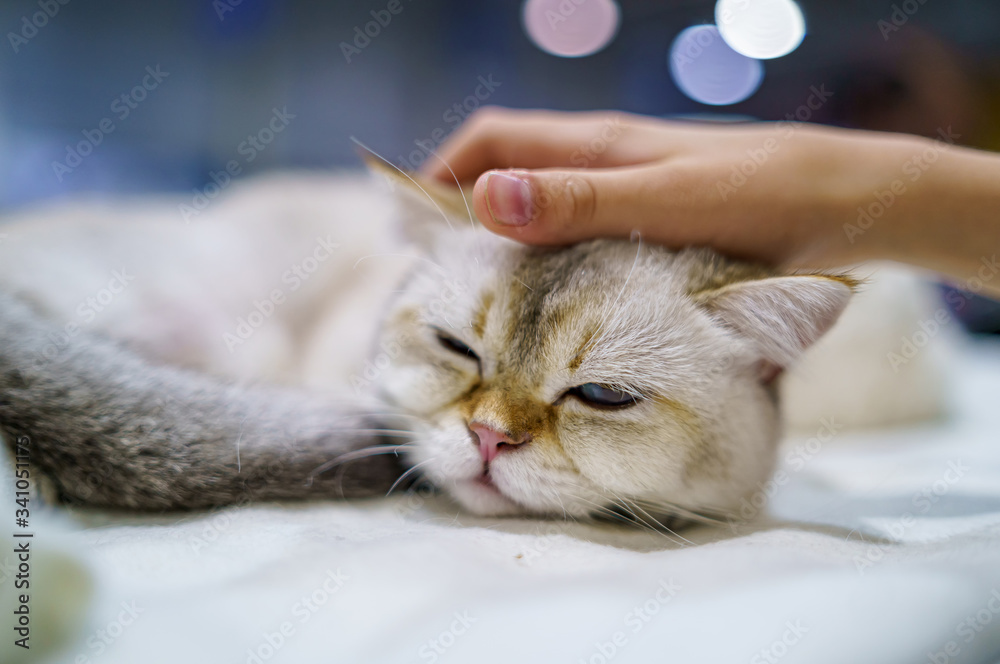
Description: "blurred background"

(0, 0), (997, 331)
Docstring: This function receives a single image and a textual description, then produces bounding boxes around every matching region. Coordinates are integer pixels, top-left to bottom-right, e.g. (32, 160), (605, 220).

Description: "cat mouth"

(472, 472), (502, 495)
(450, 471), (525, 516)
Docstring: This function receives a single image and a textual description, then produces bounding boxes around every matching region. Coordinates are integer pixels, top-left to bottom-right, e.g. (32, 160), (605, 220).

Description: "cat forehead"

(453, 235), (681, 295)
(434, 237), (671, 315)
(431, 236), (705, 358)
(421, 230), (781, 346)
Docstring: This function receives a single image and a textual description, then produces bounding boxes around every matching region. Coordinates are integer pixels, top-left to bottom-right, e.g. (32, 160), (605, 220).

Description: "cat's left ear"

(694, 275), (855, 371)
(363, 154), (477, 247)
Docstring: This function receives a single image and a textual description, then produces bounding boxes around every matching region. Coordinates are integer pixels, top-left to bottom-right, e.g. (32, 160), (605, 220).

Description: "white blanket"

(4, 339), (1000, 664)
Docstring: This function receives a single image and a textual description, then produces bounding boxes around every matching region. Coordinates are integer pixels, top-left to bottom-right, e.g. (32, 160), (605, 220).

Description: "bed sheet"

(4, 339), (1000, 664)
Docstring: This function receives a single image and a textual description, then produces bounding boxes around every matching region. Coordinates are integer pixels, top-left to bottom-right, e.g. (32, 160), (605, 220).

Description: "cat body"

(0, 173), (405, 387)
(0, 166), (854, 523)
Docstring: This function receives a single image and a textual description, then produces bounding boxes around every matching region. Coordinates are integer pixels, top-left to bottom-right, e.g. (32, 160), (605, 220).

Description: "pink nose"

(470, 423), (529, 464)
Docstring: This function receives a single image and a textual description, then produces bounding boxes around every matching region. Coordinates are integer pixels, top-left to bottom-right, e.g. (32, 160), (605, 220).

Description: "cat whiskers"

(628, 496), (730, 528)
(599, 236), (642, 334)
(565, 484), (693, 546)
(350, 136), (456, 233)
(332, 428), (416, 437)
(607, 490), (695, 546)
(554, 490), (568, 520)
(235, 416), (247, 474)
(386, 458), (435, 497)
(423, 144), (495, 277)
(339, 409), (425, 426)
(424, 147), (478, 231)
(564, 492), (652, 530)
(305, 441), (416, 487)
(568, 237), (643, 368)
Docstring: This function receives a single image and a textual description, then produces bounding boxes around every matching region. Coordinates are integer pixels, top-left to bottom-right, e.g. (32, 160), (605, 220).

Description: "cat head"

(368, 159), (853, 524)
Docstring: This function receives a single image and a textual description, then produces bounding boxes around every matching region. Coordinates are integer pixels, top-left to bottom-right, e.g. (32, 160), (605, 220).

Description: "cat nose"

(469, 422), (530, 464)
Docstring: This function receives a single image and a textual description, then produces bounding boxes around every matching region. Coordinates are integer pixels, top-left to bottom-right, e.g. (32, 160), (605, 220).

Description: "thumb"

(472, 165), (695, 246)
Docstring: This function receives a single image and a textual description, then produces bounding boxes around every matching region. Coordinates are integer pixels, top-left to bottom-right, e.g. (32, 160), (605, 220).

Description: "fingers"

(421, 107), (647, 183)
(471, 163), (718, 248)
(425, 108), (821, 265)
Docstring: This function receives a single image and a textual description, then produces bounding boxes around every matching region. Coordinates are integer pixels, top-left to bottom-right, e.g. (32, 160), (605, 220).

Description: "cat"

(0, 159), (855, 524)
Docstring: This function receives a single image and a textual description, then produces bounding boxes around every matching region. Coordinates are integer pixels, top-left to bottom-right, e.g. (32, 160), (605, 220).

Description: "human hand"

(421, 107), (962, 273)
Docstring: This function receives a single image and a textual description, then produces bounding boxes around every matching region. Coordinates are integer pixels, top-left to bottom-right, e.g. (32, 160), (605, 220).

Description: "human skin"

(422, 107), (1000, 296)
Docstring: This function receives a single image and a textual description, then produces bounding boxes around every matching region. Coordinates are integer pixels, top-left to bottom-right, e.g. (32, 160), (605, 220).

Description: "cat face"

(371, 166), (852, 523)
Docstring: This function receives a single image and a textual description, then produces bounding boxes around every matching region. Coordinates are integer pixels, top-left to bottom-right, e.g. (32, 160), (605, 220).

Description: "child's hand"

(423, 107), (999, 291)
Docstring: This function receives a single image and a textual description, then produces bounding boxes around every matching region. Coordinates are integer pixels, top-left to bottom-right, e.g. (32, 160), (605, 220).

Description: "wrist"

(811, 131), (946, 269)
(915, 141), (1000, 287)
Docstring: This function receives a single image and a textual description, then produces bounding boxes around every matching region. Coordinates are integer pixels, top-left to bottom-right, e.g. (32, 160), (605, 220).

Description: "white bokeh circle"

(715, 0), (806, 59)
(669, 25), (764, 105)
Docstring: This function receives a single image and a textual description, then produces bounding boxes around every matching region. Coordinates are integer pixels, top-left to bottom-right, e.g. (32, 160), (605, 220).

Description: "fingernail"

(484, 171), (533, 226)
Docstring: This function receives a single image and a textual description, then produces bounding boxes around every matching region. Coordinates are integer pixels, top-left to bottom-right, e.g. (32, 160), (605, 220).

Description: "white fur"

(781, 263), (956, 432)
(0, 172), (952, 521)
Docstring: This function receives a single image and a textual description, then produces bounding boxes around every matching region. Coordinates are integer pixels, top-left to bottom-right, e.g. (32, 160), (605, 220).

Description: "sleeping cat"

(0, 160), (854, 524)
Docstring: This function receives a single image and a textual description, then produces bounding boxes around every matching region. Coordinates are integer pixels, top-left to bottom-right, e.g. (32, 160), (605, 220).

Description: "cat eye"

(436, 331), (480, 362)
(569, 383), (638, 408)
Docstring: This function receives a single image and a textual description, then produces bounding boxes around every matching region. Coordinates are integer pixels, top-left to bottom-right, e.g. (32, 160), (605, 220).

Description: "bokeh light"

(522, 0), (621, 58)
(715, 0), (806, 59)
(669, 25), (764, 105)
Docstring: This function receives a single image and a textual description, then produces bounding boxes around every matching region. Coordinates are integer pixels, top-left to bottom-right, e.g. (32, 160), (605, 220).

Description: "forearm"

(806, 131), (999, 295)
(902, 143), (1000, 295)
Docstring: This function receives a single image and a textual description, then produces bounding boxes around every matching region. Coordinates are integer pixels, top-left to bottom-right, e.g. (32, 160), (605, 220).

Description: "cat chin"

(448, 477), (528, 517)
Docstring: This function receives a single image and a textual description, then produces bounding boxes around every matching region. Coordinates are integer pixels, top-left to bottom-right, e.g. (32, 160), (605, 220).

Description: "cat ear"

(363, 154), (477, 247)
(695, 275), (855, 370)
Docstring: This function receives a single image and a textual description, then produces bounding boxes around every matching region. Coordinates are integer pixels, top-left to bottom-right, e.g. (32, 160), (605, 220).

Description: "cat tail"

(0, 292), (409, 510)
